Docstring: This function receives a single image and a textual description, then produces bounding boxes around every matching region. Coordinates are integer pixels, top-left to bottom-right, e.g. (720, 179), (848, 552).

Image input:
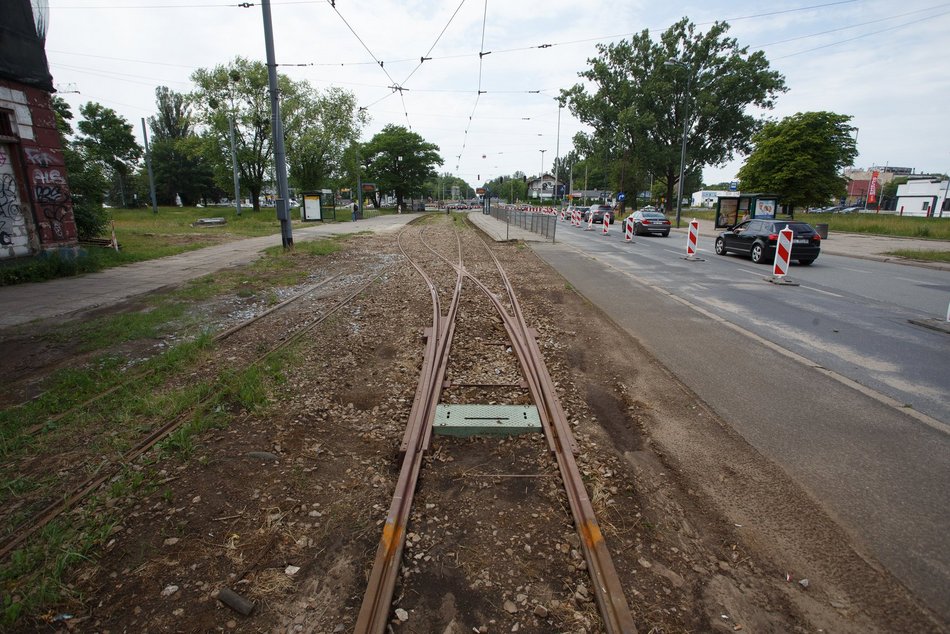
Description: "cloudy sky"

(43, 0), (950, 190)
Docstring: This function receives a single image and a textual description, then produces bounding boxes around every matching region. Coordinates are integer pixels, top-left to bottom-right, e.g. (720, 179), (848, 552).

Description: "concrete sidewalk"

(0, 214), (421, 329)
(468, 212), (950, 271)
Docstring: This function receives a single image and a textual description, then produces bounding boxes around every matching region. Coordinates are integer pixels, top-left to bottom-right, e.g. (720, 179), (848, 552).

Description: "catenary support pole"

(261, 0), (293, 248)
(228, 117), (242, 216)
(141, 118), (158, 215)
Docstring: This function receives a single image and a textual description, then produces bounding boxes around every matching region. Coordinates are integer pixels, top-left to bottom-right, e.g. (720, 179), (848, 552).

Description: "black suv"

(584, 204), (615, 224)
(715, 219), (821, 265)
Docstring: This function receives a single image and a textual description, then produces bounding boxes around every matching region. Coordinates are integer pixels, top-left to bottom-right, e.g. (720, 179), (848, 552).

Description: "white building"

(692, 190), (737, 207)
(527, 173), (561, 201)
(895, 178), (950, 217)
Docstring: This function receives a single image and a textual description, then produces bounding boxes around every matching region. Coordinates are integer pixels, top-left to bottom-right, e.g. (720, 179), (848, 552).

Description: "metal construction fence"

(487, 205), (559, 242)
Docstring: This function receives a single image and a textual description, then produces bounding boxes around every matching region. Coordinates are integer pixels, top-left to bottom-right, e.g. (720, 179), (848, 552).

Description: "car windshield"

(642, 212), (666, 219)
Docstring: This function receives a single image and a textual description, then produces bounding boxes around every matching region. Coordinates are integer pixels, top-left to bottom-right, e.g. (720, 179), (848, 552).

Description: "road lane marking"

(584, 251), (950, 437)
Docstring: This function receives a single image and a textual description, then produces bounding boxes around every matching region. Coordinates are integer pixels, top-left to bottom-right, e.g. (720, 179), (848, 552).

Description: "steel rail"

(0, 269), (390, 562)
(423, 223), (635, 633)
(473, 231), (636, 634)
(20, 273), (344, 438)
(356, 228), (463, 633)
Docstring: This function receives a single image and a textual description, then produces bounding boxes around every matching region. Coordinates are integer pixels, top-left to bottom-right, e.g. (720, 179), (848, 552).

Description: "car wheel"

(634, 222), (642, 235)
(661, 231), (670, 237)
(714, 237), (726, 255)
(750, 242), (767, 264)
(798, 258), (816, 265)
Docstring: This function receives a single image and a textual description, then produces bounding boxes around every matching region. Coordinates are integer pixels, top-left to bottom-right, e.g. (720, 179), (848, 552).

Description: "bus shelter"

(714, 193), (785, 229)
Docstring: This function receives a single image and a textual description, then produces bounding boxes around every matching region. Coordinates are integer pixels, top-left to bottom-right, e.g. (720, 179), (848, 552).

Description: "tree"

(361, 125), (442, 209)
(737, 112), (857, 211)
(77, 102), (142, 207)
(562, 17), (786, 212)
(151, 86), (193, 140)
(482, 173), (527, 203)
(147, 86), (214, 205)
(190, 57), (306, 212)
(52, 97), (109, 238)
(284, 86), (366, 191)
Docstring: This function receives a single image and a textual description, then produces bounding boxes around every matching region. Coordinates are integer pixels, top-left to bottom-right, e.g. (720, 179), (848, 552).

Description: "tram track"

(0, 267), (393, 562)
(356, 221), (635, 633)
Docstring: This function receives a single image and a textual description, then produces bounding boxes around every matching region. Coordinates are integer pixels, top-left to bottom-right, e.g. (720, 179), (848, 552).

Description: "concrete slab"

(432, 404), (542, 437)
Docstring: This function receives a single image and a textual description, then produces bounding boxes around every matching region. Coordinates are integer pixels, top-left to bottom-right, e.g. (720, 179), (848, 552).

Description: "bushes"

(0, 250), (105, 286)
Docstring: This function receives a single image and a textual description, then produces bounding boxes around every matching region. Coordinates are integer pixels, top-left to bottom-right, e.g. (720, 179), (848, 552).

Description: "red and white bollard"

(624, 217), (634, 242)
(602, 215), (609, 235)
(684, 219), (701, 260)
(773, 225), (794, 279)
(573, 210), (580, 227)
(585, 211), (594, 231)
(560, 209), (565, 221)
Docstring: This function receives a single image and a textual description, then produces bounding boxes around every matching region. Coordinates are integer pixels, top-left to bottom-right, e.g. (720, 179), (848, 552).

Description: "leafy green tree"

(284, 86), (366, 191)
(361, 125), (442, 209)
(562, 17), (786, 212)
(737, 112), (857, 211)
(77, 102), (142, 207)
(146, 86), (215, 205)
(190, 57), (306, 212)
(51, 96), (109, 238)
(482, 173), (527, 203)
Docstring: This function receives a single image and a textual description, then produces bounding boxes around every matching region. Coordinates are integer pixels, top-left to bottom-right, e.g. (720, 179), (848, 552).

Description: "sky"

(41, 0), (950, 192)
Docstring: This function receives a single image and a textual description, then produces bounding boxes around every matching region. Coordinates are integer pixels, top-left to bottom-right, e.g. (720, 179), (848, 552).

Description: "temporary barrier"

(602, 216), (609, 235)
(773, 224), (793, 278)
(573, 210), (580, 227)
(686, 220), (698, 257)
(624, 217), (633, 242)
(585, 211), (594, 231)
(560, 209), (565, 221)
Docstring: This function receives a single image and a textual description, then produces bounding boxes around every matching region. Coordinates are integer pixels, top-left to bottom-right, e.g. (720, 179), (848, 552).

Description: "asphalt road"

(532, 224), (950, 621)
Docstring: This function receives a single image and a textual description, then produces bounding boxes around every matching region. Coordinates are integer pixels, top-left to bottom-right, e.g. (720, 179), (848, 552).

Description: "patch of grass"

(789, 212), (950, 239)
(0, 249), (112, 286)
(47, 302), (191, 352)
(884, 249), (950, 262)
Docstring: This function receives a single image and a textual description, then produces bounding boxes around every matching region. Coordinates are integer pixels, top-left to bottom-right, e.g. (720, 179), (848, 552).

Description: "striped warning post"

(573, 210), (580, 227)
(773, 225), (794, 278)
(602, 216), (609, 235)
(585, 211), (594, 231)
(560, 209), (565, 221)
(686, 220), (699, 258)
(624, 217), (633, 242)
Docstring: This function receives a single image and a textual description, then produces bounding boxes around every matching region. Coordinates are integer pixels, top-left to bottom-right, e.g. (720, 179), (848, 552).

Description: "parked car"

(584, 204), (615, 224)
(628, 210), (671, 237)
(834, 206), (862, 214)
(714, 219), (821, 265)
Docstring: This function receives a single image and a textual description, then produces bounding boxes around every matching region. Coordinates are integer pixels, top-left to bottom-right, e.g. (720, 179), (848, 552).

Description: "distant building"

(692, 190), (737, 208)
(0, 0), (78, 260)
(895, 178), (950, 217)
(527, 173), (562, 201)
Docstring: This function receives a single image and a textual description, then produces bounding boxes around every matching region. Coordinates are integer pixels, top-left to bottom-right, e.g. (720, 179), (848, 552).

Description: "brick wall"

(0, 79), (78, 259)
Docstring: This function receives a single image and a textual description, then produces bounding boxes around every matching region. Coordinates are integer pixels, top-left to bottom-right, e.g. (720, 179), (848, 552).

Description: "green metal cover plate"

(433, 404), (542, 437)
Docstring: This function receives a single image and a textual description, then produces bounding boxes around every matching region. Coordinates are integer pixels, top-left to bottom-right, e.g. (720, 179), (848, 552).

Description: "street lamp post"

(539, 149), (546, 202)
(665, 58), (692, 229)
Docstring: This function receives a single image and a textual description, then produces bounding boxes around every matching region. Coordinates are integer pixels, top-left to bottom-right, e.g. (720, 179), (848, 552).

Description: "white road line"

(593, 255), (950, 437)
(801, 285), (844, 298)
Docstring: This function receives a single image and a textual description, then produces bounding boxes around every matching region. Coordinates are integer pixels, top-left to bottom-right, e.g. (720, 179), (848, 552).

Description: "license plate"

(793, 239), (808, 244)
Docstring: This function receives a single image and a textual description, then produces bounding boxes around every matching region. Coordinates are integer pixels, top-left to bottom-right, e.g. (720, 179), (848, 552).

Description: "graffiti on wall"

(0, 161), (32, 257)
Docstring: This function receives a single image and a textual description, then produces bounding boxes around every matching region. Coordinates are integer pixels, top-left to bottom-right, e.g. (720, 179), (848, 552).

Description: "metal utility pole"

(140, 118), (158, 215)
(554, 104), (561, 204)
(228, 118), (242, 216)
(665, 58), (692, 228)
(261, 0), (293, 248)
(539, 149), (546, 202)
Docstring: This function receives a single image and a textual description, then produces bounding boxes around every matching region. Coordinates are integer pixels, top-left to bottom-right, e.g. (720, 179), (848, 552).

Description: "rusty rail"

(355, 229), (464, 633)
(356, 223), (635, 633)
(0, 270), (388, 562)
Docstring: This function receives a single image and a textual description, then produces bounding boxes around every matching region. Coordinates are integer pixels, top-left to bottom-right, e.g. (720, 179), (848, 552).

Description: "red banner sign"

(868, 170), (880, 204)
